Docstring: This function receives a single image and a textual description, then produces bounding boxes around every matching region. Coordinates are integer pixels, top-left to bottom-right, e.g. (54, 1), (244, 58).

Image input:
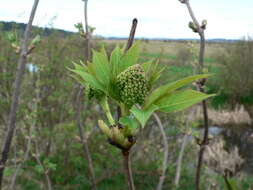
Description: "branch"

(74, 1), (97, 190)
(179, 1), (209, 190)
(0, 0), (40, 188)
(153, 113), (169, 190)
(9, 72), (39, 189)
(174, 118), (190, 186)
(83, 0), (91, 61)
(122, 150), (135, 190)
(33, 139), (52, 190)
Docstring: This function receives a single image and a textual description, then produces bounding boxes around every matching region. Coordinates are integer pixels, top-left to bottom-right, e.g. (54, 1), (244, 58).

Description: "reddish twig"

(179, 1), (209, 190)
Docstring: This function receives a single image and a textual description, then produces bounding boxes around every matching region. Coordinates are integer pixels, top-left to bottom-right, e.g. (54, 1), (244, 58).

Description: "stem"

(76, 88), (97, 190)
(153, 113), (169, 190)
(83, 0), (90, 61)
(117, 18), (138, 122)
(122, 150), (135, 190)
(9, 71), (39, 189)
(174, 133), (188, 186)
(0, 0), (39, 188)
(181, 1), (209, 189)
(33, 140), (52, 190)
(223, 175), (233, 190)
(100, 97), (115, 126)
(76, 1), (97, 190)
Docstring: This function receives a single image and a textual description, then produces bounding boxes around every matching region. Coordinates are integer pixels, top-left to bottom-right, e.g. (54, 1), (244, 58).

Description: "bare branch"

(153, 113), (169, 190)
(74, 1), (97, 190)
(0, 0), (40, 188)
(83, 0), (91, 61)
(33, 140), (52, 190)
(179, 1), (209, 190)
(9, 72), (39, 189)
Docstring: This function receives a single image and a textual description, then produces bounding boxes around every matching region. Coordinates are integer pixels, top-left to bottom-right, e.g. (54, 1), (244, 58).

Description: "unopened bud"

(188, 21), (198, 33)
(201, 19), (207, 29)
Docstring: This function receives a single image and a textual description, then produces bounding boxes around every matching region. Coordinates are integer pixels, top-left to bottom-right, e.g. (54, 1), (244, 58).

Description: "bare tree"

(0, 0), (40, 188)
(178, 1), (209, 190)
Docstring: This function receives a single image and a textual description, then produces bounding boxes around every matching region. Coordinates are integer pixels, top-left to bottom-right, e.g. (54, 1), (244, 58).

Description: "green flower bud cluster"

(86, 85), (104, 100)
(116, 64), (149, 107)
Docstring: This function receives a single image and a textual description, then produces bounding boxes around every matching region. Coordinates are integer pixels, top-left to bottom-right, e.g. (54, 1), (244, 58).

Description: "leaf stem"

(100, 97), (115, 126)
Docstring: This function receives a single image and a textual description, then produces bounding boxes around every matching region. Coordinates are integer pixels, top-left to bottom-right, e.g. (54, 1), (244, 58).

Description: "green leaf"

(69, 73), (86, 87)
(142, 60), (165, 87)
(130, 105), (158, 128)
(225, 178), (239, 190)
(119, 42), (140, 73)
(156, 89), (215, 113)
(110, 46), (122, 79)
(72, 61), (87, 72)
(35, 165), (44, 174)
(31, 34), (41, 45)
(92, 50), (111, 87)
(119, 116), (138, 130)
(68, 68), (105, 91)
(144, 74), (211, 109)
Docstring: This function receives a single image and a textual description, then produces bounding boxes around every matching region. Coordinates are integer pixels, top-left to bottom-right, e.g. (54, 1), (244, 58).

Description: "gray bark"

(0, 0), (40, 188)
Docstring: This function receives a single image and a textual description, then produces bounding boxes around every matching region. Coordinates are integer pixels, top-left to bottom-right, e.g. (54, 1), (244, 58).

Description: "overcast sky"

(1, 0), (253, 39)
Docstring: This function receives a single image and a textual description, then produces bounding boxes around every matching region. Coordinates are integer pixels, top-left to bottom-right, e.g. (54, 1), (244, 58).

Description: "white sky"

(1, 0), (253, 39)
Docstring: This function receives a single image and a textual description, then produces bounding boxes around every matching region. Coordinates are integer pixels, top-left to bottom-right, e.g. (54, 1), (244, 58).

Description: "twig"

(75, 1), (97, 189)
(122, 150), (135, 190)
(120, 18), (138, 190)
(179, 1), (209, 190)
(76, 88), (97, 190)
(153, 113), (169, 190)
(223, 174), (233, 190)
(33, 140), (52, 190)
(9, 71), (39, 189)
(0, 0), (40, 188)
(83, 0), (91, 61)
(174, 119), (189, 186)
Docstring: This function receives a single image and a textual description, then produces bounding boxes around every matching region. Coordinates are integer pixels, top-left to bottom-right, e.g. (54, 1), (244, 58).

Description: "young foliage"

(69, 43), (214, 150)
